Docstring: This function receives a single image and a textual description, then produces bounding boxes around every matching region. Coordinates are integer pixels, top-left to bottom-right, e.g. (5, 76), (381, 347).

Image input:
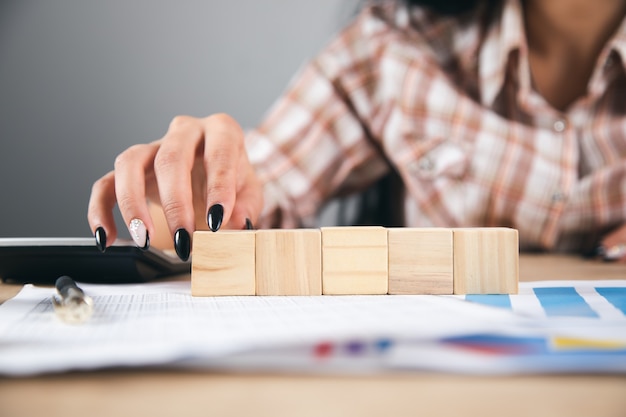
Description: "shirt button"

(409, 157), (437, 179)
(553, 119), (566, 132)
(409, 157), (434, 174)
(551, 190), (566, 203)
(417, 157), (434, 172)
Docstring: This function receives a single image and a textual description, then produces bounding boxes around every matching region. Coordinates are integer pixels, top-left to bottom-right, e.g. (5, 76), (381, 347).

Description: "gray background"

(0, 0), (361, 238)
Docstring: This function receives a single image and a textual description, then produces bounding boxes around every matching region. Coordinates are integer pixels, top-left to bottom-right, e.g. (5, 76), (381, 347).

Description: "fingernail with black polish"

(95, 226), (107, 253)
(594, 245), (606, 258)
(207, 204), (224, 232)
(244, 218), (254, 230)
(174, 228), (191, 261)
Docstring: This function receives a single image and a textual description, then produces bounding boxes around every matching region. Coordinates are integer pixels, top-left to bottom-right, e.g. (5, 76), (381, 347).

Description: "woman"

(88, 0), (626, 262)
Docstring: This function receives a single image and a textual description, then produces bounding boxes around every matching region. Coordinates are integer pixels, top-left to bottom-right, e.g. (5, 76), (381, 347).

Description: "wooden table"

(1, 254), (625, 417)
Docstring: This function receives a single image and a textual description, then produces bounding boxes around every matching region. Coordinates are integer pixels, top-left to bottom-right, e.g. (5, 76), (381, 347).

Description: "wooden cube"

(191, 230), (255, 296)
(321, 226), (388, 295)
(388, 228), (453, 295)
(256, 229), (322, 296)
(452, 228), (519, 294)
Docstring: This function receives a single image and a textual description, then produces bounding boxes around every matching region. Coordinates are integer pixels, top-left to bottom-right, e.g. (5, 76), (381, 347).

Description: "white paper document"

(1, 280), (625, 376)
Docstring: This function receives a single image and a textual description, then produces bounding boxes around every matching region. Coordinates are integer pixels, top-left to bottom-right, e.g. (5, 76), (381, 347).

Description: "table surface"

(1, 253), (625, 417)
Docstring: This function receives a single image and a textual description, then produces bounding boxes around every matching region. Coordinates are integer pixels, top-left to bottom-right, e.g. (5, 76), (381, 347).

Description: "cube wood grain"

(388, 228), (453, 295)
(321, 226), (388, 295)
(191, 230), (255, 296)
(256, 229), (322, 296)
(453, 228), (519, 294)
(190, 226), (519, 297)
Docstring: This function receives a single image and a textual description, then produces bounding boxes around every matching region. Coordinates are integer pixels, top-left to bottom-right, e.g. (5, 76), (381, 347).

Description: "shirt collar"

(478, 0), (528, 107)
(478, 0), (626, 107)
(606, 15), (626, 72)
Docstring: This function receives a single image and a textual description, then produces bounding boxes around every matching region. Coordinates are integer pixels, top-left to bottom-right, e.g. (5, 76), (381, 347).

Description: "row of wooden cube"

(191, 227), (519, 296)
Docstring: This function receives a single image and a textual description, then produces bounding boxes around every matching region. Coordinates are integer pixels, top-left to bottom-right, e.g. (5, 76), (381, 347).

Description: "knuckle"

(208, 166), (237, 195)
(165, 115), (204, 145)
(116, 193), (137, 213)
(212, 163), (233, 182)
(160, 198), (187, 220)
(168, 115), (196, 132)
(208, 180), (234, 201)
(207, 163), (236, 197)
(153, 148), (182, 173)
(207, 112), (234, 124)
(90, 175), (112, 195)
(114, 144), (148, 169)
(207, 113), (244, 139)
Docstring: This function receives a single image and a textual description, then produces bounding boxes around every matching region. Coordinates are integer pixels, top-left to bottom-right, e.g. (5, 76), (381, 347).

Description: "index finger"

(202, 113), (247, 231)
(153, 116), (206, 250)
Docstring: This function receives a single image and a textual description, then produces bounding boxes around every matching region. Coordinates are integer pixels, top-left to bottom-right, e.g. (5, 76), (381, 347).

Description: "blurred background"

(0, 0), (361, 238)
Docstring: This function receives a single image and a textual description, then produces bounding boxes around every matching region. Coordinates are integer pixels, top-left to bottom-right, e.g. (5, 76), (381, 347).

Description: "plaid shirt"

(246, 0), (626, 252)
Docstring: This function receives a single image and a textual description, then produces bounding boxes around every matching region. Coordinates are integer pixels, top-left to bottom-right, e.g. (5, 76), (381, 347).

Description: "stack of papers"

(1, 280), (625, 376)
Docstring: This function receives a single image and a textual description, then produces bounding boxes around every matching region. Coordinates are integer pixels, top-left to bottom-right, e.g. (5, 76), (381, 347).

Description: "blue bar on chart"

(533, 287), (598, 318)
(465, 295), (512, 310)
(595, 288), (626, 316)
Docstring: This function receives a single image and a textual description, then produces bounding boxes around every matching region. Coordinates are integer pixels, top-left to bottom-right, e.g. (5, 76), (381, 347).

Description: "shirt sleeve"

(245, 7), (394, 229)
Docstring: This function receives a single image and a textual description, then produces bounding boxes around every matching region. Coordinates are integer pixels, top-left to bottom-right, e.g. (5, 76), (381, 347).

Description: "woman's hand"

(87, 113), (264, 261)
(599, 224), (626, 263)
